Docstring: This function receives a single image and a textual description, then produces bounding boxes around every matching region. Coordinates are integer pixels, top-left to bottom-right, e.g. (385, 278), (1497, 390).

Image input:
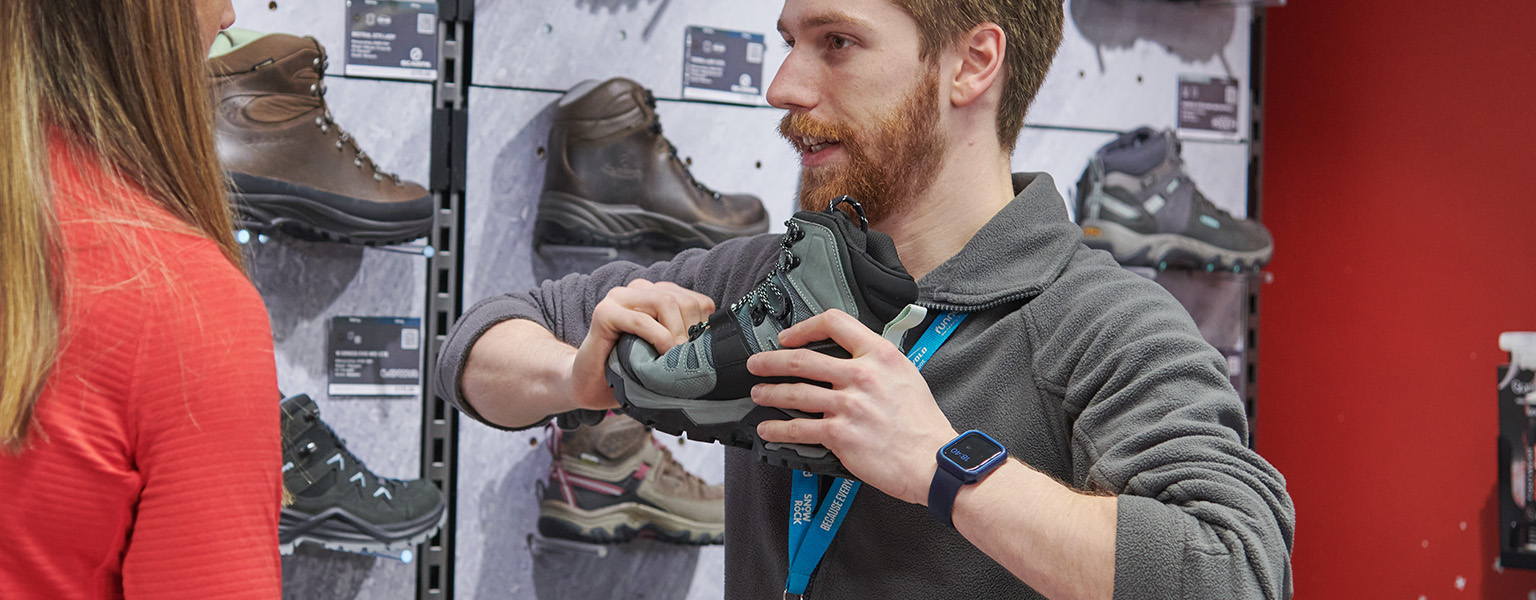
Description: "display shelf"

(472, 0), (786, 102)
(1031, 0), (1253, 136)
(223, 1), (1275, 596)
(455, 84), (729, 600)
(1013, 126), (1253, 220)
(244, 233), (426, 600)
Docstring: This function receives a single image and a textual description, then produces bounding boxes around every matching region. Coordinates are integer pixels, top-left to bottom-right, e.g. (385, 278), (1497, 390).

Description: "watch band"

(927, 465), (966, 528)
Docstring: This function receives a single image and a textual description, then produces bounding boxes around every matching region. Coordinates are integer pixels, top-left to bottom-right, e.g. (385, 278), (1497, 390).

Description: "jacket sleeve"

(1026, 252), (1295, 600)
(123, 236), (282, 599)
(434, 234), (783, 430)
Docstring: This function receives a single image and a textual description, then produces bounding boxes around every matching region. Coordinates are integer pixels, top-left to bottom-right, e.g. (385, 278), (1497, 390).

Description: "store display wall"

(222, 0), (1265, 597)
(1260, 0), (1536, 597)
(229, 1), (435, 597)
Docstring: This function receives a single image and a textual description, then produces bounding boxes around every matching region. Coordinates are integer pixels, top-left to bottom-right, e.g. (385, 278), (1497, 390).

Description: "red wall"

(1260, 0), (1536, 597)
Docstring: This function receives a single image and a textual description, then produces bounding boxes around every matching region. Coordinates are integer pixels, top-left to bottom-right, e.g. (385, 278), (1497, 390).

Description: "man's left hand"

(747, 309), (958, 505)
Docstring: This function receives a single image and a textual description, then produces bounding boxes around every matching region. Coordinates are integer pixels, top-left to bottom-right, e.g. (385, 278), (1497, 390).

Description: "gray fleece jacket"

(437, 173), (1295, 599)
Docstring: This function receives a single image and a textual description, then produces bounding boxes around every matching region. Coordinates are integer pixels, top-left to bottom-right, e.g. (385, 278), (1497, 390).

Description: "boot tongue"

(279, 394), (322, 439)
(587, 416), (650, 460)
(1102, 126), (1168, 176)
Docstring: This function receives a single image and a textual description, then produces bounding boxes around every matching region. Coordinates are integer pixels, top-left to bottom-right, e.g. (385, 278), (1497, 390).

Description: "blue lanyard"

(784, 310), (968, 598)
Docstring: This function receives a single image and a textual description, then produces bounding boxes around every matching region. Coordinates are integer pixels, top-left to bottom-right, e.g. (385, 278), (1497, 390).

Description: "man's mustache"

(778, 113), (859, 151)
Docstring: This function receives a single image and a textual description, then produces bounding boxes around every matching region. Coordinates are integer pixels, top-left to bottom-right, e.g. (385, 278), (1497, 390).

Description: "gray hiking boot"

(1076, 127), (1273, 271)
(538, 415), (724, 545)
(279, 394), (446, 556)
(605, 197), (920, 477)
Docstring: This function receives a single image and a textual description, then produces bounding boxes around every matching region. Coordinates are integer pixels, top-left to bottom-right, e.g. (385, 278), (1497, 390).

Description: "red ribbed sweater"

(0, 139), (282, 598)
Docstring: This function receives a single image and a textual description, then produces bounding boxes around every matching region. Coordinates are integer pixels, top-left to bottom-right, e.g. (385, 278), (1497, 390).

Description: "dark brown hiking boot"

(209, 29), (433, 246)
(537, 78), (769, 250)
(538, 414), (724, 545)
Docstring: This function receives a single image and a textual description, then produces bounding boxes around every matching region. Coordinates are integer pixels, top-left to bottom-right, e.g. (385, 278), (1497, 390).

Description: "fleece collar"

(915, 172), (1083, 311)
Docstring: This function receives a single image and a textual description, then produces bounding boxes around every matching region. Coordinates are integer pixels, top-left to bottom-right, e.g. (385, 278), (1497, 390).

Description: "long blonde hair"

(0, 0), (243, 452)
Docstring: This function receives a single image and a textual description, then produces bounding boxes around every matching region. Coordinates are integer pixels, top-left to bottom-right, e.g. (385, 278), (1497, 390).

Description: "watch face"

(944, 432), (1004, 471)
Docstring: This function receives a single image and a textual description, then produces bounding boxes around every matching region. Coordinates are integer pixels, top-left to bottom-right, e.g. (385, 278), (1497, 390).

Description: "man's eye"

(827, 34), (850, 50)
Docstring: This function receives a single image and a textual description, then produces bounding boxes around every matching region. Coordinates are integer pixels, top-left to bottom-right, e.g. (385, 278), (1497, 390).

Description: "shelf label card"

(328, 316), (422, 397)
(344, 0), (438, 82)
(682, 26), (766, 105)
(1178, 75), (1240, 134)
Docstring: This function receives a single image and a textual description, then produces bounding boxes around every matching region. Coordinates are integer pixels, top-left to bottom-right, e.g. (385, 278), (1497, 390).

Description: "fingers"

(751, 381), (838, 414)
(756, 416), (831, 446)
(777, 310), (893, 357)
(593, 279), (717, 352)
(595, 301), (681, 352)
(746, 347), (843, 385)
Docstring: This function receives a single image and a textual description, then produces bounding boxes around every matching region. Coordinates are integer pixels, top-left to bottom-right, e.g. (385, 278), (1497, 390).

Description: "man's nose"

(766, 49), (816, 112)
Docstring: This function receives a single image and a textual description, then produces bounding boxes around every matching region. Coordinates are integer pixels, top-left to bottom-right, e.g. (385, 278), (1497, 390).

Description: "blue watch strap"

(928, 430), (1007, 528)
(927, 465), (965, 528)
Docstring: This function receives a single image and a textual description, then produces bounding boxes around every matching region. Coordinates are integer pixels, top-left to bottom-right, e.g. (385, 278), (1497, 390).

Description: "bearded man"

(439, 0), (1295, 598)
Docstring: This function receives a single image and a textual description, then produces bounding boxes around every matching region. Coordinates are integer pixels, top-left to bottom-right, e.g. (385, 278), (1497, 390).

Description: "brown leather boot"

(538, 78), (769, 250)
(538, 414), (724, 545)
(209, 30), (433, 246)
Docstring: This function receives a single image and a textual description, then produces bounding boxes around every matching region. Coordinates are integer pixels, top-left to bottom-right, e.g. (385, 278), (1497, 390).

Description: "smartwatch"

(927, 430), (1008, 527)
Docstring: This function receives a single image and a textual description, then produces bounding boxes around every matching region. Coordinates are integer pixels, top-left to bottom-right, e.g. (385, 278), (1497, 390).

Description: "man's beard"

(778, 68), (945, 225)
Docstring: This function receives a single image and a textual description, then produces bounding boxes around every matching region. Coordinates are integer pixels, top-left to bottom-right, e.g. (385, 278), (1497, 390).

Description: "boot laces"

(732, 221), (805, 328)
(651, 440), (712, 496)
(643, 90), (722, 201)
(307, 54), (405, 186)
(293, 410), (404, 502)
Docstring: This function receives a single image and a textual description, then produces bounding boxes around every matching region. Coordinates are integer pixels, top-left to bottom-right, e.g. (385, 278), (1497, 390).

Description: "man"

(438, 0), (1294, 598)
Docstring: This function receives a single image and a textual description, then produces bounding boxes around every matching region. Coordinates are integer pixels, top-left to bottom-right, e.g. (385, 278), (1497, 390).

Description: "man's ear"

(949, 23), (1005, 107)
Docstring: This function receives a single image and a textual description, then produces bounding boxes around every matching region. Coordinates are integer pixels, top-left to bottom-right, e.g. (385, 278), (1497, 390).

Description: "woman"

(0, 0), (282, 597)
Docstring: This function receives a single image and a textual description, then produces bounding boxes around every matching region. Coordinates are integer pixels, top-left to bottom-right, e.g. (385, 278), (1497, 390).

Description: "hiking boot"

(537, 78), (769, 250)
(605, 197), (920, 477)
(209, 29), (433, 246)
(1076, 127), (1273, 271)
(538, 415), (724, 545)
(279, 394), (446, 556)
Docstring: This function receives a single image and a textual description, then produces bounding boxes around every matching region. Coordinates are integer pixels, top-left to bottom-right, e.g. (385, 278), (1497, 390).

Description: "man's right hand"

(567, 279), (716, 409)
(462, 278), (717, 429)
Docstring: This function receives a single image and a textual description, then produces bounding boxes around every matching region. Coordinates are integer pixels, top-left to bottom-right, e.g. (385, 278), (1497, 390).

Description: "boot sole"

(1081, 219), (1272, 271)
(278, 499), (447, 556)
(536, 191), (767, 251)
(604, 351), (855, 479)
(229, 173), (433, 246)
(536, 499), (724, 545)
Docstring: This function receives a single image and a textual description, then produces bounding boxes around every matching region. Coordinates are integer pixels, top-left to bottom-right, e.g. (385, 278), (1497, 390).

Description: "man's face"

(769, 0), (947, 224)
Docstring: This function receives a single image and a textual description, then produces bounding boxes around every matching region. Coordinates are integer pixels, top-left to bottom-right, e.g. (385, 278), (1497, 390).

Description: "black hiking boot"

(279, 394), (446, 556)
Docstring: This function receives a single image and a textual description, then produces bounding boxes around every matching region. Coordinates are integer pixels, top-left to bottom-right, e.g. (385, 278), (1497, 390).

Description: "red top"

(0, 138), (282, 599)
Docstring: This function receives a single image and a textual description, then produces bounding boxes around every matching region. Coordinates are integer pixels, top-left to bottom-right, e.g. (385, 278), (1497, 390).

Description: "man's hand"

(746, 309), (957, 504)
(568, 279), (716, 409)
